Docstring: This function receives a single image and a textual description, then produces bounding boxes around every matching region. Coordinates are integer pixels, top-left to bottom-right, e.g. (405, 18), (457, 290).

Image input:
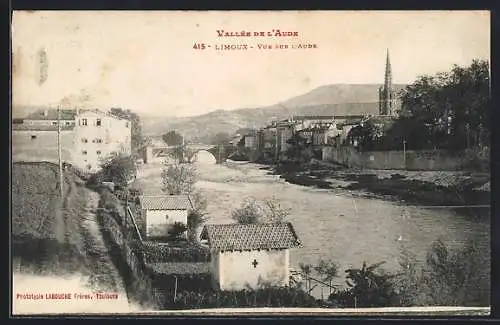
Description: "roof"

(147, 262), (210, 275)
(139, 195), (193, 210)
(25, 109), (76, 121)
(12, 124), (75, 131)
(200, 223), (302, 251)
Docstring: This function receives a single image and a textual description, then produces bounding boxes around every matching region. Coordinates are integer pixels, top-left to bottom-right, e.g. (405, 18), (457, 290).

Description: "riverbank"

(264, 160), (490, 213)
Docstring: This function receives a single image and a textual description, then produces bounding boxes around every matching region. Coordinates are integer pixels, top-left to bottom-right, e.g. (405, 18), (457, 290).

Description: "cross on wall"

(251, 259), (259, 268)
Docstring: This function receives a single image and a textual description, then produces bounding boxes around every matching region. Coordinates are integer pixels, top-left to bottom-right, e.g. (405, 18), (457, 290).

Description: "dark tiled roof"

(25, 109), (76, 121)
(147, 262), (210, 275)
(12, 124), (75, 131)
(139, 195), (193, 210)
(200, 223), (302, 251)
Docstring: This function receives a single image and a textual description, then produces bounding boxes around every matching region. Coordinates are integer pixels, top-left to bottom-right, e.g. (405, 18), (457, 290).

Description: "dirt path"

(77, 188), (132, 312)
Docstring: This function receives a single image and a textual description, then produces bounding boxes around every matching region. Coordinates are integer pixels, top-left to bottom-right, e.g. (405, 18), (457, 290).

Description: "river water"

(138, 159), (490, 295)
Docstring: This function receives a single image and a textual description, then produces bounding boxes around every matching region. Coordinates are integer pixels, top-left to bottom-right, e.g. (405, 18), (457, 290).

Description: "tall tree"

(384, 59), (490, 151)
(109, 108), (145, 156)
(163, 130), (184, 146)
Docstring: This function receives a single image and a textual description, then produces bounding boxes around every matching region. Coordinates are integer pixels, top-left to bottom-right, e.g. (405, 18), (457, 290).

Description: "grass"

(12, 162), (90, 276)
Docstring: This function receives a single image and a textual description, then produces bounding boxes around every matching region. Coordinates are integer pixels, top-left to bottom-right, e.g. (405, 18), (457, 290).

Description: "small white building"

(139, 195), (193, 239)
(200, 223), (302, 291)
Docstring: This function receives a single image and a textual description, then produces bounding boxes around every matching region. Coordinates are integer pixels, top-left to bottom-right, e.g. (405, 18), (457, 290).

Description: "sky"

(11, 11), (490, 117)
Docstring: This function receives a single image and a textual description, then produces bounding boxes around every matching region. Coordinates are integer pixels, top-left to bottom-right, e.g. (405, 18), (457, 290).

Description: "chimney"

(75, 106), (80, 116)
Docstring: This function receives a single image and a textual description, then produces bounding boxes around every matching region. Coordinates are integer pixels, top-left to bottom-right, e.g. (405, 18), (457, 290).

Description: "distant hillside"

(141, 83), (406, 143)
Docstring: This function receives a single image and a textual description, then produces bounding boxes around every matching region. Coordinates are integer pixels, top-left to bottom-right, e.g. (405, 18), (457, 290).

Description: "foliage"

(296, 259), (339, 297)
(285, 132), (312, 163)
(169, 221), (188, 238)
(210, 132), (232, 145)
(345, 120), (383, 151)
(231, 198), (265, 224)
(187, 210), (208, 242)
(141, 242), (211, 263)
(381, 59), (490, 151)
(261, 196), (291, 223)
(161, 164), (196, 195)
(162, 130), (184, 146)
(97, 152), (137, 187)
(341, 261), (400, 307)
(395, 238), (490, 307)
(109, 107), (145, 157)
(231, 197), (291, 224)
(158, 286), (321, 310)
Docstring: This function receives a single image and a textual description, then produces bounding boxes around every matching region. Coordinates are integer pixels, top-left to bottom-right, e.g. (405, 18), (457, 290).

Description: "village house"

(12, 107), (132, 173)
(200, 223), (302, 291)
(74, 109), (131, 172)
(139, 195), (193, 239)
(21, 108), (77, 128)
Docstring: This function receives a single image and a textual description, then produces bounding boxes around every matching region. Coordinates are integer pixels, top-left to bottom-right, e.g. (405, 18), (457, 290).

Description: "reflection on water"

(194, 162), (490, 292)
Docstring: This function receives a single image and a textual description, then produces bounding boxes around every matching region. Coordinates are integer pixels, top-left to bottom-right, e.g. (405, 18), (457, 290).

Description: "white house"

(139, 195), (193, 239)
(200, 222), (302, 291)
(73, 109), (131, 172)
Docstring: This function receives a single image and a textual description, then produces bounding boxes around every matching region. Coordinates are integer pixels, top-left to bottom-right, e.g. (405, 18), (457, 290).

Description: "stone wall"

(322, 146), (488, 171)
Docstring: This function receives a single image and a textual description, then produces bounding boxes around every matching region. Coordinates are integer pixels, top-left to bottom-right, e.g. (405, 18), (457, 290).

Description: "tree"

(169, 221), (188, 240)
(231, 198), (264, 224)
(285, 132), (312, 163)
(161, 164), (196, 195)
(261, 196), (291, 223)
(187, 191), (209, 243)
(97, 152), (137, 187)
(211, 132), (232, 145)
(231, 197), (290, 224)
(344, 261), (399, 307)
(383, 59), (490, 151)
(163, 130), (184, 146)
(395, 237), (490, 307)
(345, 120), (382, 151)
(109, 108), (145, 157)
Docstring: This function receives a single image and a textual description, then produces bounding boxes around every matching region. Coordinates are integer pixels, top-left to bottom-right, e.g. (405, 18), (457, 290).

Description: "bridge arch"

(190, 149), (217, 164)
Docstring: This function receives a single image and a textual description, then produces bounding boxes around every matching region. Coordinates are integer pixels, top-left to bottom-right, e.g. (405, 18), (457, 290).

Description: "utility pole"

(403, 138), (407, 169)
(57, 106), (64, 198)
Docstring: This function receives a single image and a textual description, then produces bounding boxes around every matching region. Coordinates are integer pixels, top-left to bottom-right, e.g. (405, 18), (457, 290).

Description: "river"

(137, 159), (490, 296)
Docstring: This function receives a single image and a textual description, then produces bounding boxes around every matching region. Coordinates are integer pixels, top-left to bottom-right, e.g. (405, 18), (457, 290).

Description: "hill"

(141, 83), (406, 142)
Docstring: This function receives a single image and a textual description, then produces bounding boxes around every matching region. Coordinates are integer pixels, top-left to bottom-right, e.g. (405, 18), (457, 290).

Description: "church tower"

(378, 49), (397, 116)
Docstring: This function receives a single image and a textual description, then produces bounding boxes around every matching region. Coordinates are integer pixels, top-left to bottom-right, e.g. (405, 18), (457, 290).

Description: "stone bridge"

(149, 144), (237, 164)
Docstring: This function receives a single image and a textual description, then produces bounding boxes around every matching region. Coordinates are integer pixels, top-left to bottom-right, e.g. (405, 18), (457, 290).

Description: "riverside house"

(200, 223), (302, 291)
(139, 195), (193, 240)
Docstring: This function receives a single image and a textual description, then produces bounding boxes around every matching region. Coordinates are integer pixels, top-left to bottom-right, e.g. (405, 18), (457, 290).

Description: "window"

(125, 122), (129, 128)
(81, 138), (88, 143)
(52, 122), (57, 126)
(96, 150), (101, 155)
(87, 164), (92, 170)
(95, 138), (102, 143)
(96, 118), (102, 126)
(81, 118), (88, 126)
(31, 135), (37, 140)
(65, 121), (70, 126)
(82, 150), (87, 155)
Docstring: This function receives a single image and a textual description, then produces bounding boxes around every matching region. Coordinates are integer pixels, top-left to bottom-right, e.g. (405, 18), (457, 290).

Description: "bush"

(170, 221), (187, 237)
(142, 242), (210, 263)
(395, 238), (490, 307)
(159, 286), (321, 310)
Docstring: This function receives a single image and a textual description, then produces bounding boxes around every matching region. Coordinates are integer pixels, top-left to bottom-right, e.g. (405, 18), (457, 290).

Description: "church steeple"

(379, 49), (395, 116)
(384, 49), (392, 92)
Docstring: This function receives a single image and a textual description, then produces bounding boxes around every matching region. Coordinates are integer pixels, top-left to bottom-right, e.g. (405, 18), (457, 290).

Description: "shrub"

(170, 221), (187, 238)
(142, 242), (210, 263)
(231, 198), (264, 224)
